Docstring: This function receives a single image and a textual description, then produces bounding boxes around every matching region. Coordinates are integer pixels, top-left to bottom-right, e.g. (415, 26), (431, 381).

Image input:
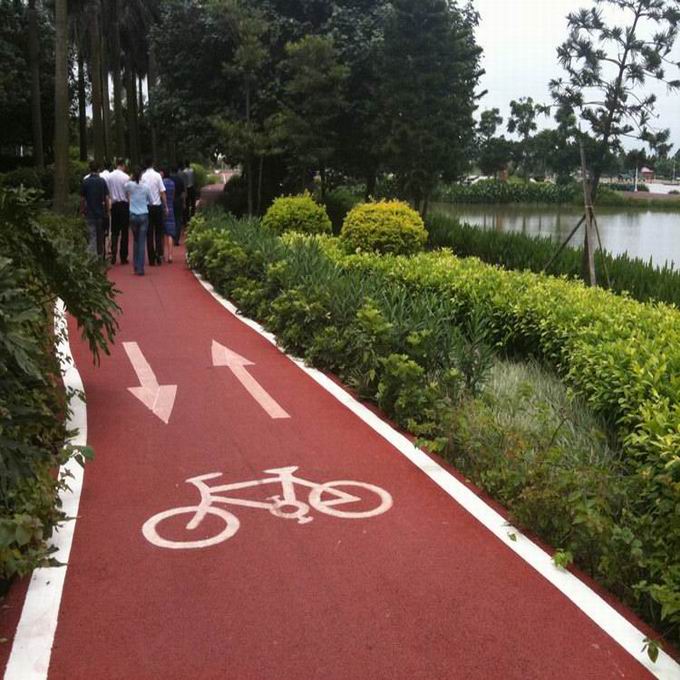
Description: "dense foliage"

(262, 194), (332, 236)
(427, 213), (680, 307)
(151, 0), (482, 214)
(340, 200), (428, 255)
(431, 179), (655, 206)
(0, 189), (118, 581)
(186, 212), (680, 646)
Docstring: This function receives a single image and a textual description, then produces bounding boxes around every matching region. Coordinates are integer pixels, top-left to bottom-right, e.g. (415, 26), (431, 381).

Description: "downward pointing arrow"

(123, 342), (177, 424)
(212, 340), (290, 419)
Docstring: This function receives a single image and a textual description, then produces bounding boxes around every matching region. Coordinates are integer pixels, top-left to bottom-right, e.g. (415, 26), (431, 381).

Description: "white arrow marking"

(212, 340), (290, 419)
(123, 342), (177, 424)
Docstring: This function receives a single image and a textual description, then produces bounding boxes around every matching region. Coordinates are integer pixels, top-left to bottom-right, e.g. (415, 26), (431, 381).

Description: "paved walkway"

(2, 249), (675, 679)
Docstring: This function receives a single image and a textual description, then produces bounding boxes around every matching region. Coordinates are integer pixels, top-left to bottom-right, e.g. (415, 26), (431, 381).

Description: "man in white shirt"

(107, 159), (131, 264)
(141, 158), (168, 265)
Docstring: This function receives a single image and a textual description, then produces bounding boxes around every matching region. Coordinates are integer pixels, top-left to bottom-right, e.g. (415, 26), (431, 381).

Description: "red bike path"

(1, 250), (671, 679)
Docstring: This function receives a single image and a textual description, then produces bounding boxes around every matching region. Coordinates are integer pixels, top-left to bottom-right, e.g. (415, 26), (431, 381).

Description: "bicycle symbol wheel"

(142, 505), (240, 549)
(309, 481), (393, 519)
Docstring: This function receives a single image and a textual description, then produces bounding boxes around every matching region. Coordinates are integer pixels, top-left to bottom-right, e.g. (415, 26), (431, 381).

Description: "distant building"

(640, 166), (655, 182)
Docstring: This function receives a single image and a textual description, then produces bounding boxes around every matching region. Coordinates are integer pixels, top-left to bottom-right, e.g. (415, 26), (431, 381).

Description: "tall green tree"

(219, 1), (269, 215)
(272, 35), (349, 197)
(53, 0), (70, 213)
(507, 97), (546, 177)
(381, 0), (482, 215)
(551, 0), (680, 200)
(27, 0), (44, 170)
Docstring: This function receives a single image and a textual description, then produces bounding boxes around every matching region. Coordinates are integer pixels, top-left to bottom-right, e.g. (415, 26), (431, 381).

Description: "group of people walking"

(80, 158), (197, 275)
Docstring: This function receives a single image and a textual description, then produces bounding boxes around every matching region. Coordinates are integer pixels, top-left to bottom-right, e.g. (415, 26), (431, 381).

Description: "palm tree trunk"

(53, 0), (70, 214)
(110, 0), (125, 157)
(27, 0), (44, 170)
(126, 66), (140, 165)
(147, 48), (159, 162)
(88, 2), (105, 166)
(101, 33), (112, 162)
(76, 26), (88, 162)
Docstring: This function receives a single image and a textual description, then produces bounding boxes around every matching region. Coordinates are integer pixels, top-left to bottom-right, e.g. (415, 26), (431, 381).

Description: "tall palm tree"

(110, 0), (125, 157)
(27, 0), (44, 170)
(88, 0), (105, 165)
(53, 0), (70, 213)
(74, 21), (88, 162)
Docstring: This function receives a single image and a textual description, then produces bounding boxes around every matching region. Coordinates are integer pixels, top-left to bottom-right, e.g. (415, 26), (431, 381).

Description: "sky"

(473, 0), (680, 151)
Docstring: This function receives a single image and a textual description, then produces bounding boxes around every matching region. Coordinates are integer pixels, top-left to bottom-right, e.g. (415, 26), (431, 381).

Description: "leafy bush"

(187, 213), (680, 645)
(262, 193), (332, 235)
(607, 182), (649, 192)
(433, 179), (650, 207)
(340, 200), (428, 255)
(0, 188), (118, 582)
(426, 212), (680, 306)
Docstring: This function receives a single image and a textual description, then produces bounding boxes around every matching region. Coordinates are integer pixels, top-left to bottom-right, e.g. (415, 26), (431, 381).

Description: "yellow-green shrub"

(340, 200), (428, 255)
(262, 194), (332, 235)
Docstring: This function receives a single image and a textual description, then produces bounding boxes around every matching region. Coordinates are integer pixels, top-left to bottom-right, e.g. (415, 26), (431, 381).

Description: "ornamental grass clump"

(340, 200), (428, 255)
(262, 193), (332, 235)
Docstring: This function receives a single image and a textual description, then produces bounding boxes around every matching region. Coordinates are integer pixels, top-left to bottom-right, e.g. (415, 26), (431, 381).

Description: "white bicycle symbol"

(142, 465), (393, 549)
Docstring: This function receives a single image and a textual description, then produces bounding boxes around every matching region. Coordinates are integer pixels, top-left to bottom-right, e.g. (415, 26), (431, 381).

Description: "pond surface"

(432, 202), (680, 268)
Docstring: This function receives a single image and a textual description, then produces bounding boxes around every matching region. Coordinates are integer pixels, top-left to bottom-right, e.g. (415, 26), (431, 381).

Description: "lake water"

(432, 202), (680, 268)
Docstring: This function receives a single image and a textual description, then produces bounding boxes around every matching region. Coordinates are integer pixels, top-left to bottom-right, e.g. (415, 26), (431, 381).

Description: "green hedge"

(186, 212), (680, 646)
(432, 179), (656, 207)
(426, 213), (680, 306)
(0, 189), (118, 583)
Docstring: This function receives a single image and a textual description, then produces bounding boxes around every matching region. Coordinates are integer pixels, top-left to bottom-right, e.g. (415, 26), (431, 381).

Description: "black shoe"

(156, 256), (163, 265)
(121, 259), (128, 265)
(111, 256), (116, 265)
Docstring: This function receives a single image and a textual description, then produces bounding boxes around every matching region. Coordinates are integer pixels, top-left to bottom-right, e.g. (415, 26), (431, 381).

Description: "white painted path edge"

(4, 301), (87, 680)
(196, 273), (680, 680)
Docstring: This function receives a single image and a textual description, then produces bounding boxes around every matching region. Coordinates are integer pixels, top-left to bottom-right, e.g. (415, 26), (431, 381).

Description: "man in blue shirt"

(80, 162), (111, 260)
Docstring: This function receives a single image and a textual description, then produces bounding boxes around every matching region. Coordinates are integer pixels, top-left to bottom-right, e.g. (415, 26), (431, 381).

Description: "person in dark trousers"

(108, 159), (130, 264)
(141, 158), (168, 265)
(80, 161), (110, 260)
(169, 166), (186, 245)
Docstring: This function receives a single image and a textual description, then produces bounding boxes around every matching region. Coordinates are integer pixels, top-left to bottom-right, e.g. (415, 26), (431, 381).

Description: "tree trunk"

(88, 3), (105, 166)
(256, 156), (264, 215)
(101, 33), (112, 162)
(110, 0), (125, 157)
(245, 83), (253, 216)
(579, 140), (597, 286)
(320, 166), (327, 200)
(138, 76), (144, 120)
(148, 48), (159, 162)
(27, 0), (44, 170)
(126, 67), (140, 165)
(53, 0), (70, 214)
(76, 27), (88, 162)
(365, 169), (376, 201)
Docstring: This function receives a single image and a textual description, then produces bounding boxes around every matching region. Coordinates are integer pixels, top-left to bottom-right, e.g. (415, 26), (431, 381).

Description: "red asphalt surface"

(16, 250), (657, 678)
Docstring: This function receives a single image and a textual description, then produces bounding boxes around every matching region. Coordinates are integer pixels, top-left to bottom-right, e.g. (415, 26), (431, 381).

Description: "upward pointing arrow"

(123, 342), (177, 424)
(212, 340), (290, 419)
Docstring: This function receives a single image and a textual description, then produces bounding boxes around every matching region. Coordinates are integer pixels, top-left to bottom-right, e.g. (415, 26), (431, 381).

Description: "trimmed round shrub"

(262, 194), (332, 235)
(340, 200), (428, 255)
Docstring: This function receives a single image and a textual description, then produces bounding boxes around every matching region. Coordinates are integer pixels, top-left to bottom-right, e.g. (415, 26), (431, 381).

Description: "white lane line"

(195, 273), (680, 680)
(4, 300), (87, 680)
